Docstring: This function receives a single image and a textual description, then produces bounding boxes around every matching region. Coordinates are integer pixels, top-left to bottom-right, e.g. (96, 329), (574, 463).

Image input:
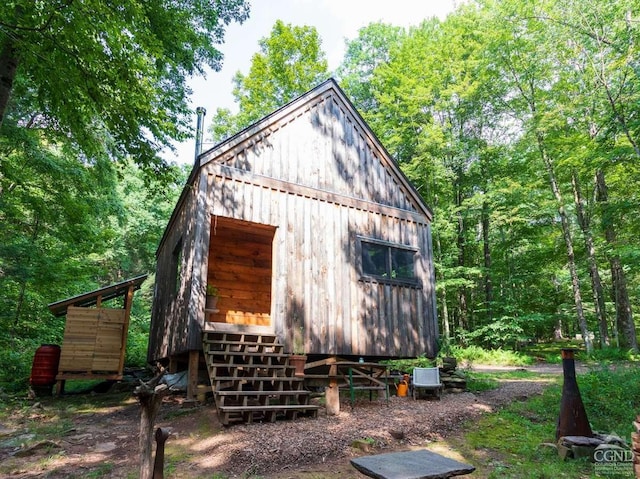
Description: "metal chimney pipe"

(556, 348), (593, 440)
(194, 107), (206, 162)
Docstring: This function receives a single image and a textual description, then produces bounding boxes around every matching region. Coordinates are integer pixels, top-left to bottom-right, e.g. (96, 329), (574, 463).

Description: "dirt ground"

(0, 366), (559, 478)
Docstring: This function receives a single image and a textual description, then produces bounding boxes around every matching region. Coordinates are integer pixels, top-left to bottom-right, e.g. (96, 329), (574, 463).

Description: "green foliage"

(579, 365), (640, 436)
(1, 0), (250, 172)
(449, 344), (534, 367)
(458, 314), (554, 350)
(578, 347), (640, 363)
(336, 22), (406, 114)
(0, 337), (39, 393)
(459, 316), (528, 349)
(381, 355), (435, 373)
(339, 0), (640, 351)
(382, 344), (534, 373)
(464, 372), (499, 392)
(0, 158), (182, 393)
(210, 20), (329, 141)
(84, 463), (115, 479)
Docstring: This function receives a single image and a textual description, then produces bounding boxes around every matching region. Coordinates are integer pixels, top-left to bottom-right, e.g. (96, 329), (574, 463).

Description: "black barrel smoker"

(556, 348), (593, 440)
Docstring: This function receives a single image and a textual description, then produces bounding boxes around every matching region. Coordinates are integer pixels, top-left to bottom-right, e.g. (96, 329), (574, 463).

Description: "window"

(360, 238), (417, 283)
(171, 238), (183, 297)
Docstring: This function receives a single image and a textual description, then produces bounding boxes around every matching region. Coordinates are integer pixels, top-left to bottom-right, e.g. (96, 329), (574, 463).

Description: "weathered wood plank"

(212, 164), (428, 224)
(149, 82), (438, 363)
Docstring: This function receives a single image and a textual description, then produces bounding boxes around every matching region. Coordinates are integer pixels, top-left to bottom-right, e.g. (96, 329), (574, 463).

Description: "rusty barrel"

(30, 344), (61, 392)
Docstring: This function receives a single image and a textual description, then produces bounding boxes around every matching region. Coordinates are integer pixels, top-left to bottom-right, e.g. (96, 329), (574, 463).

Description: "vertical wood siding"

(217, 93), (414, 213)
(148, 182), (202, 361)
(208, 169), (436, 357)
(150, 82), (437, 361)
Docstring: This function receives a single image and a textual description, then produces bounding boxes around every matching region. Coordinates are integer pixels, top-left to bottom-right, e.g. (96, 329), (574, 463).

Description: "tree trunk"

(595, 170), (638, 352)
(135, 372), (168, 479)
(537, 134), (592, 353)
(553, 276), (564, 340)
(571, 171), (609, 347)
(455, 176), (468, 330)
(0, 36), (20, 127)
(434, 228), (450, 339)
(482, 196), (493, 321)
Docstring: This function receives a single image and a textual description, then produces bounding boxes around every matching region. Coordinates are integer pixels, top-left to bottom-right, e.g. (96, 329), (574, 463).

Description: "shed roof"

(48, 274), (148, 317)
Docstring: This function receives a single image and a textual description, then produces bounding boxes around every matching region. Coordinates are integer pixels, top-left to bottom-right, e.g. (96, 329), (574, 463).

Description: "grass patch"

(465, 370), (539, 393)
(384, 342), (640, 375)
(84, 462), (115, 478)
(164, 407), (199, 420)
(465, 373), (499, 392)
(450, 365), (640, 478)
(453, 345), (533, 367)
(383, 346), (533, 373)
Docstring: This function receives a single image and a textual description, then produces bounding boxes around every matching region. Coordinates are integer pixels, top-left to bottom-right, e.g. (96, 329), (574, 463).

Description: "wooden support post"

(187, 350), (200, 401)
(55, 380), (65, 396)
(167, 356), (178, 374)
(633, 414), (640, 479)
(152, 427), (171, 479)
(326, 363), (340, 416)
(117, 286), (135, 378)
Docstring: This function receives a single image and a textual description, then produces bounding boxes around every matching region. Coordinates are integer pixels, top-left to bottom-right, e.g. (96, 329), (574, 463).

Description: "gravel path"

(202, 374), (558, 476)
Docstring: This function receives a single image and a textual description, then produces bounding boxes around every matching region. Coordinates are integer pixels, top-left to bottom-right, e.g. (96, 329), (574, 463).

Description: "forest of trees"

(1, 0), (638, 390)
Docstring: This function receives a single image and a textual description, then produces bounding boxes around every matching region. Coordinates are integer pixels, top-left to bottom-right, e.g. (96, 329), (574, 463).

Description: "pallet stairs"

(203, 331), (319, 426)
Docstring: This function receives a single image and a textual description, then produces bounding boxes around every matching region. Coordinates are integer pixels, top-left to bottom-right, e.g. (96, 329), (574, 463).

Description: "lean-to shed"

(48, 274), (147, 395)
(148, 79), (438, 378)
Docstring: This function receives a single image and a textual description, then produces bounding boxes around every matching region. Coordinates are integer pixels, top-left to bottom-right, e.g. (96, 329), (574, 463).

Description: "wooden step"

(204, 333), (278, 344)
(210, 376), (303, 383)
(219, 404), (319, 412)
(208, 363), (293, 372)
(216, 390), (311, 397)
(204, 331), (318, 426)
(217, 404), (320, 425)
(204, 338), (280, 346)
(205, 350), (290, 359)
(204, 341), (283, 352)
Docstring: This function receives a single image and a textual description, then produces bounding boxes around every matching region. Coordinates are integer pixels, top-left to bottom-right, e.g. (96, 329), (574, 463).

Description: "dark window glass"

(391, 248), (415, 279)
(172, 239), (183, 296)
(362, 242), (388, 277)
(361, 240), (416, 282)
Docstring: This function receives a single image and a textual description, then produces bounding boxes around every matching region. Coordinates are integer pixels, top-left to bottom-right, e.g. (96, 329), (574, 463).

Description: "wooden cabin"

(148, 79), (438, 422)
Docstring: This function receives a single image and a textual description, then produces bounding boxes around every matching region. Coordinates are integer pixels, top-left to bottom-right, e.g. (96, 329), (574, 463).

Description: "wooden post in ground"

(632, 414), (640, 479)
(152, 427), (171, 479)
(187, 350), (199, 401)
(134, 369), (168, 479)
(326, 362), (340, 415)
(168, 356), (178, 373)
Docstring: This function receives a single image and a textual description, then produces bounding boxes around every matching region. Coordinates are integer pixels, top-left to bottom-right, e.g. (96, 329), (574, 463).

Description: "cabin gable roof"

(157, 79), (432, 255)
(199, 78), (432, 220)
